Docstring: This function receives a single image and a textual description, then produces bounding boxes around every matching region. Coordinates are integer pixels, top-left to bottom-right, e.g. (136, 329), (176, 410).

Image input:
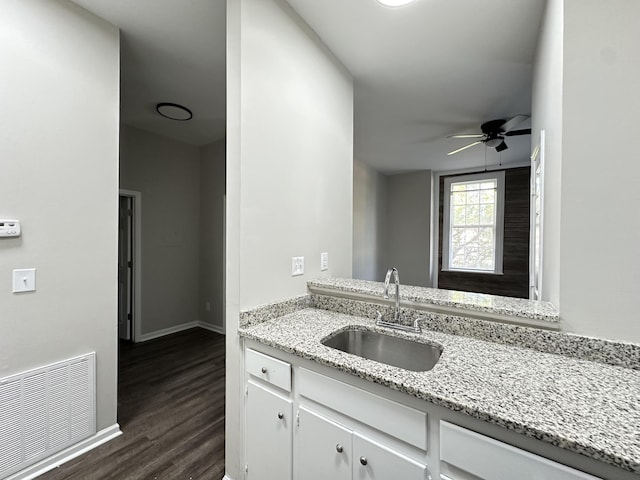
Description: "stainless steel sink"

(321, 328), (442, 372)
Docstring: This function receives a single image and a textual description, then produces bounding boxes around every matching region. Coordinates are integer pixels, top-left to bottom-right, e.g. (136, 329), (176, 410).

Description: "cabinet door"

(296, 406), (352, 480)
(246, 380), (292, 480)
(353, 432), (428, 480)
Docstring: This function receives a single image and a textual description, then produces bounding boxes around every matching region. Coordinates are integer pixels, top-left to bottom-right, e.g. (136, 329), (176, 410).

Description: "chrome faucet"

(376, 267), (421, 333)
(383, 267), (401, 322)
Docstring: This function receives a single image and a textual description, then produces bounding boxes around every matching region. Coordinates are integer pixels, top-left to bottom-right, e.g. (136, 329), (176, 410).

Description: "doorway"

(118, 190), (142, 342)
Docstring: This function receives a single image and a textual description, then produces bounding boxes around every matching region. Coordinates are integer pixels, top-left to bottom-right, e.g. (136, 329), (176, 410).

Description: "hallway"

(39, 329), (225, 480)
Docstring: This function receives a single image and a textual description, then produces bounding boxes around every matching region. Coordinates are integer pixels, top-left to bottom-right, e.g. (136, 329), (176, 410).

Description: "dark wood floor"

(39, 328), (226, 480)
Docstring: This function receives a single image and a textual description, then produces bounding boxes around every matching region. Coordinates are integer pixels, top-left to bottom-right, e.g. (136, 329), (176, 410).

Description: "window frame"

(442, 170), (505, 275)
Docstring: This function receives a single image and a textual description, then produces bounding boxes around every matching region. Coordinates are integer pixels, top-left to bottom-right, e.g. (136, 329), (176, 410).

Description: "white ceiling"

(72, 0), (545, 172)
(287, 0), (544, 173)
(72, 0), (227, 146)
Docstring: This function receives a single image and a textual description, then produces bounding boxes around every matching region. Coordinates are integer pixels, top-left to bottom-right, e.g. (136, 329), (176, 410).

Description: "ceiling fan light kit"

(447, 114), (531, 156)
(485, 137), (503, 148)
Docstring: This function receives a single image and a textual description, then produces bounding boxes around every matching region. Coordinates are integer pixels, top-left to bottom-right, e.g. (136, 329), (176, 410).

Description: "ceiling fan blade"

(501, 114), (529, 132)
(447, 141), (482, 156)
(447, 134), (485, 139)
(504, 128), (531, 137)
(495, 141), (508, 152)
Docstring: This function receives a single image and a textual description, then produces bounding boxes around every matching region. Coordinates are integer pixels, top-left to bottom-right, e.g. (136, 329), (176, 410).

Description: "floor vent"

(0, 353), (96, 478)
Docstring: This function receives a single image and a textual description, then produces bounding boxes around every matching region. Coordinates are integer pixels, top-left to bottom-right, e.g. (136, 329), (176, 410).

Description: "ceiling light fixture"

(376, 0), (417, 7)
(156, 102), (193, 121)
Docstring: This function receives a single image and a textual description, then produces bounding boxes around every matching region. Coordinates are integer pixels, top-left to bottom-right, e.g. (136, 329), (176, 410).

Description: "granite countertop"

(308, 277), (560, 324)
(240, 308), (640, 474)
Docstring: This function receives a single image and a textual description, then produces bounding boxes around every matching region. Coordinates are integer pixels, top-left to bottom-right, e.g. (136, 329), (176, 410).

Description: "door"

(529, 130), (545, 300)
(246, 380), (293, 480)
(296, 406), (351, 480)
(118, 195), (133, 340)
(353, 432), (428, 480)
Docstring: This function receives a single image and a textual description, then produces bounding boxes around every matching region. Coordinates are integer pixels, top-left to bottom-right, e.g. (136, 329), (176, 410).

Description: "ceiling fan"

(447, 115), (531, 156)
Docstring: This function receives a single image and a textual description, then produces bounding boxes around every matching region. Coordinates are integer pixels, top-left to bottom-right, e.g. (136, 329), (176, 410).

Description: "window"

(442, 171), (505, 274)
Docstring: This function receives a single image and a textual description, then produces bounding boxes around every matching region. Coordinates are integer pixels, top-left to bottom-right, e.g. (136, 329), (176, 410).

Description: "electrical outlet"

(205, 301), (211, 312)
(320, 252), (329, 271)
(291, 256), (304, 276)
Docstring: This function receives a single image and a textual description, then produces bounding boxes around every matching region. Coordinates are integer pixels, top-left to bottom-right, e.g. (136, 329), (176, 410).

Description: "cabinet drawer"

(246, 348), (291, 392)
(298, 368), (427, 450)
(440, 422), (601, 480)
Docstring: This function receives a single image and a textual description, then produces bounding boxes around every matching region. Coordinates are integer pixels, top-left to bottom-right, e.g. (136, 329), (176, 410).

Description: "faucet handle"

(383, 268), (394, 299)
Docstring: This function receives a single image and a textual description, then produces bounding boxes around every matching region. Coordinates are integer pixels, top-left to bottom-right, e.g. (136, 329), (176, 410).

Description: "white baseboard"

(137, 321), (224, 342)
(137, 321), (200, 342)
(222, 475), (235, 480)
(197, 321), (225, 335)
(7, 424), (122, 480)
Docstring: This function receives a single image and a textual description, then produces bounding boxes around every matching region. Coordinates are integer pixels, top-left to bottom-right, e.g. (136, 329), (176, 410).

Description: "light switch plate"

(291, 256), (304, 276)
(320, 252), (329, 271)
(13, 268), (36, 293)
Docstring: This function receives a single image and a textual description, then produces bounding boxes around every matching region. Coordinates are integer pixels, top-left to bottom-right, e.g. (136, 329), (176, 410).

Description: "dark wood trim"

(438, 167), (531, 298)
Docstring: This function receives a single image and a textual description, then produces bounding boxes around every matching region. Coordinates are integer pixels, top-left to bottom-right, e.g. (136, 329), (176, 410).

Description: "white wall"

(353, 158), (387, 281)
(226, 0), (354, 477)
(199, 139), (226, 330)
(238, 0), (353, 307)
(120, 126), (201, 337)
(352, 163), (432, 286)
(534, 0), (640, 342)
(0, 0), (119, 430)
(558, 0), (640, 342)
(384, 171), (432, 287)
(531, 0), (563, 307)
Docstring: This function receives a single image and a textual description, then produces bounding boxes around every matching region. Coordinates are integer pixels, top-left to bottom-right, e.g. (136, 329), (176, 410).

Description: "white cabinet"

(439, 422), (601, 480)
(245, 380), (293, 480)
(244, 348), (293, 480)
(297, 406), (351, 480)
(244, 349), (429, 480)
(243, 344), (609, 480)
(296, 405), (428, 480)
(353, 432), (428, 480)
(298, 368), (427, 450)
